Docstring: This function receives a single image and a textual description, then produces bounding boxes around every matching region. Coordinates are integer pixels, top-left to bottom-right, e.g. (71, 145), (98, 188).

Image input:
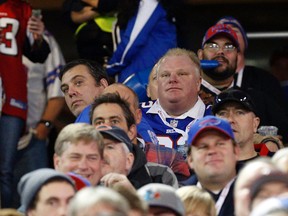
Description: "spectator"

(91, 93), (178, 188)
(0, 1), (50, 207)
(217, 16), (288, 111)
(138, 183), (185, 216)
(176, 186), (216, 216)
(146, 63), (158, 101)
(11, 29), (66, 207)
(270, 46), (288, 101)
(197, 23), (288, 144)
(141, 47), (211, 180)
(102, 83), (159, 147)
(17, 168), (76, 216)
(272, 147), (288, 173)
(68, 186), (130, 216)
(96, 124), (178, 189)
(184, 115), (239, 216)
(249, 170), (288, 212)
(62, 0), (116, 65)
(113, 184), (148, 216)
(59, 59), (109, 118)
(234, 157), (278, 216)
(106, 0), (177, 83)
(53, 123), (104, 186)
(212, 88), (281, 170)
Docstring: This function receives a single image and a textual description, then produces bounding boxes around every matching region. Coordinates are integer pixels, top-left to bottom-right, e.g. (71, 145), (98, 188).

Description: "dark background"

(39, 1), (288, 71)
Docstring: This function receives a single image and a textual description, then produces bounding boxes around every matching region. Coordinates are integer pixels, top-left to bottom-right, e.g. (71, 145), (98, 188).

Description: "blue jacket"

(106, 0), (177, 83)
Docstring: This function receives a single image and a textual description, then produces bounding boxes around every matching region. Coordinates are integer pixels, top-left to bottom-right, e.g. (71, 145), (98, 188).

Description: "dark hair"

(28, 178), (75, 211)
(59, 59), (109, 85)
(90, 92), (136, 129)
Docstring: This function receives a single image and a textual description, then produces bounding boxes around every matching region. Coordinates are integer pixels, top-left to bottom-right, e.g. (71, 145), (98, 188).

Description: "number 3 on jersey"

(0, 17), (19, 55)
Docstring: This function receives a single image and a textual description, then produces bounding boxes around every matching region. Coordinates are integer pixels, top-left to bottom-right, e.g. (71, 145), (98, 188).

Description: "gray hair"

(68, 186), (130, 216)
(156, 48), (201, 78)
(54, 123), (104, 157)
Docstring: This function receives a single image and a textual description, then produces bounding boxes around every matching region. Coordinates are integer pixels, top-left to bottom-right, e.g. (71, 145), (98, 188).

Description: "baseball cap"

(137, 183), (185, 216)
(96, 125), (133, 152)
(202, 24), (239, 50)
(18, 168), (75, 213)
(187, 115), (234, 147)
(216, 16), (248, 49)
(250, 170), (288, 201)
(212, 88), (257, 115)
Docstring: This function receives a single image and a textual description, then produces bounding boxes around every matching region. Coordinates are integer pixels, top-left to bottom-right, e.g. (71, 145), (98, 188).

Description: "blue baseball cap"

(187, 115), (234, 146)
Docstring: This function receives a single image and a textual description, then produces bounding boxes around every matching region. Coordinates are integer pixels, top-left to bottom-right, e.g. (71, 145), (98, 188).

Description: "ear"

(127, 124), (137, 141)
(99, 78), (109, 88)
(134, 108), (142, 125)
(187, 154), (194, 170)
(146, 84), (151, 98)
(126, 152), (135, 173)
(197, 49), (204, 60)
(253, 116), (260, 133)
(53, 153), (60, 170)
(27, 209), (35, 216)
(196, 76), (202, 92)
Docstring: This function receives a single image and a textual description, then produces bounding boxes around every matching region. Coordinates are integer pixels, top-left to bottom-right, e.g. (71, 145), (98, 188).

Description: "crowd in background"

(1, 0), (288, 215)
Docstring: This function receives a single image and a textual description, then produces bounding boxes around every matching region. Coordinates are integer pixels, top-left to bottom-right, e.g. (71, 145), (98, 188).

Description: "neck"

(160, 98), (198, 117)
(200, 175), (235, 192)
(238, 141), (258, 161)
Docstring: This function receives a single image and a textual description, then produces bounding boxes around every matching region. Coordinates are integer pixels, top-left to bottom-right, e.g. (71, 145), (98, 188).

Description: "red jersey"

(0, 0), (32, 120)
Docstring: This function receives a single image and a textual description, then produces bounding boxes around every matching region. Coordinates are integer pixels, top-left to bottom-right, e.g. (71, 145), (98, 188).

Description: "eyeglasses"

(204, 42), (236, 53)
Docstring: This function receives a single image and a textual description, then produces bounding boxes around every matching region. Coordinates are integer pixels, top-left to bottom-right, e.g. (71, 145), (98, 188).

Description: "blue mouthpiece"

(200, 60), (219, 69)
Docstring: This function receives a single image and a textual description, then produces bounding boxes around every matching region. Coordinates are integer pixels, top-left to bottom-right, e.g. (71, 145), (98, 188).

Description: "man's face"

(92, 103), (130, 133)
(54, 140), (102, 186)
(198, 36), (238, 81)
(157, 55), (201, 107)
(103, 85), (142, 124)
(27, 181), (75, 216)
(60, 65), (106, 116)
(101, 138), (134, 176)
(188, 130), (238, 184)
(215, 102), (260, 147)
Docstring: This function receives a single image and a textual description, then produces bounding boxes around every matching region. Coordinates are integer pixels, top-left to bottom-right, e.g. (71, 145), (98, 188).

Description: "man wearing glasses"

(197, 24), (288, 145)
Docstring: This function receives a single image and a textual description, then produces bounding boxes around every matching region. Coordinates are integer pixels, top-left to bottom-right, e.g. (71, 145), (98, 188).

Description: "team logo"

(198, 117), (221, 128)
(170, 119), (178, 127)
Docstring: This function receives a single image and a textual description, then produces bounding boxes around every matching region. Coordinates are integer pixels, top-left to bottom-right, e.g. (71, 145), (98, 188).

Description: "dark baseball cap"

(96, 125), (133, 152)
(212, 88), (257, 115)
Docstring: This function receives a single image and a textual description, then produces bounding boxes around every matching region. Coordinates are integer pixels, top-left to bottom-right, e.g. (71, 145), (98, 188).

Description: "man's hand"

(27, 14), (44, 41)
(100, 173), (135, 191)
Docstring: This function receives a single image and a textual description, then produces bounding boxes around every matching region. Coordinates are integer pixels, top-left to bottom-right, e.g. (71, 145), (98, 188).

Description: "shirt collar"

(147, 97), (206, 119)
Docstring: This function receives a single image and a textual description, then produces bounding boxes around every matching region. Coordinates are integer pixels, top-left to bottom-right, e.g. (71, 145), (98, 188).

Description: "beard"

(203, 67), (236, 81)
(203, 56), (237, 81)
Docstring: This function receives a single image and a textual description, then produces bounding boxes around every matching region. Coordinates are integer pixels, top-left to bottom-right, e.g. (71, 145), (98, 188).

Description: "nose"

(78, 158), (89, 169)
(67, 86), (77, 98)
(57, 204), (68, 216)
(168, 73), (178, 83)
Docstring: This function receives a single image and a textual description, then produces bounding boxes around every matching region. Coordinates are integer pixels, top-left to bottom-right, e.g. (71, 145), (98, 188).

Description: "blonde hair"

(176, 186), (216, 216)
(54, 123), (104, 157)
(156, 48), (201, 78)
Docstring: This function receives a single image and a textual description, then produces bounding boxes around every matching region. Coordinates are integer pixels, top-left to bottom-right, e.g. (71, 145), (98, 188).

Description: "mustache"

(213, 56), (229, 64)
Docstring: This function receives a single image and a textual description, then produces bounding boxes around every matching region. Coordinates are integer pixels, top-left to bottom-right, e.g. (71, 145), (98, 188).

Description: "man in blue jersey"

(141, 48), (211, 180)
